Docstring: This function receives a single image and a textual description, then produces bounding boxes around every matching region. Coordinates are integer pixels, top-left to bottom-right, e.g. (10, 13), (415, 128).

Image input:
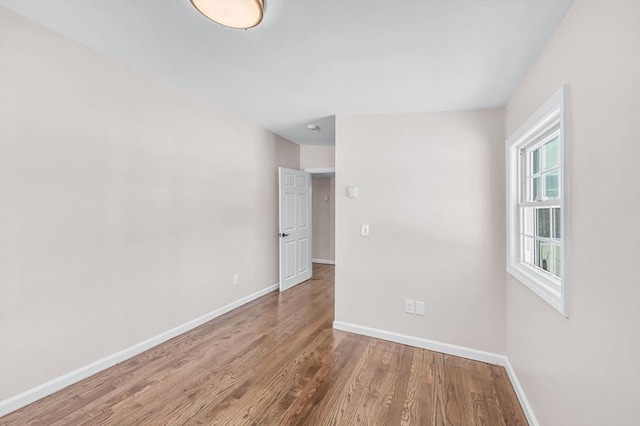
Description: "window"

(506, 86), (568, 316)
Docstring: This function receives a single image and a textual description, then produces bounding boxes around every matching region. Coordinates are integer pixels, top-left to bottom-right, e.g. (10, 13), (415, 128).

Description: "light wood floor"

(1, 264), (527, 425)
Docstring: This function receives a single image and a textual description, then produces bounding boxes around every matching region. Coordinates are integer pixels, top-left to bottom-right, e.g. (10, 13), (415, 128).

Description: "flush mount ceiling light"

(307, 124), (319, 131)
(190, 0), (264, 29)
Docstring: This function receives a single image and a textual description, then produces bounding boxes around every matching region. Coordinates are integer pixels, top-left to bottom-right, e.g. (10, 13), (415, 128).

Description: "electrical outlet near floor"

(405, 299), (415, 314)
(233, 274), (239, 286)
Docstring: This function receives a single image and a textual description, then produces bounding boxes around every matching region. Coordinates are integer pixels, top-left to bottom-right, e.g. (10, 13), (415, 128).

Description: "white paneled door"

(279, 168), (312, 291)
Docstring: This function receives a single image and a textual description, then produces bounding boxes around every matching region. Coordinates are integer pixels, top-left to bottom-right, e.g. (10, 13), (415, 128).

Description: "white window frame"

(506, 86), (568, 316)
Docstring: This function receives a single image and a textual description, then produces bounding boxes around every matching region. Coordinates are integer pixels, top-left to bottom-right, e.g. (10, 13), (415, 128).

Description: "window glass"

(545, 172), (559, 199)
(542, 138), (559, 170)
(537, 208), (550, 238)
(523, 236), (534, 265)
(554, 244), (562, 278)
(553, 208), (561, 239)
(532, 149), (540, 174)
(537, 241), (552, 272)
(532, 176), (542, 201)
(522, 208), (534, 235)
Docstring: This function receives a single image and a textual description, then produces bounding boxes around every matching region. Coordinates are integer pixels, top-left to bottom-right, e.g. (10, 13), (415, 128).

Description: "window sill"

(507, 263), (568, 317)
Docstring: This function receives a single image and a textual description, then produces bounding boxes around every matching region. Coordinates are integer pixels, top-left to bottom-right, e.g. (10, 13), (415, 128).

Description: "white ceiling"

(0, 0), (573, 145)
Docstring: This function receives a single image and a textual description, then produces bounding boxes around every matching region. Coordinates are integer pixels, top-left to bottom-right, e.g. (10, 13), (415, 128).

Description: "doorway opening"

(306, 168), (335, 272)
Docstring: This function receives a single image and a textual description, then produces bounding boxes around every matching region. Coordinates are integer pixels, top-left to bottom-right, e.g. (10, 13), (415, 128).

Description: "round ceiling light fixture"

(190, 0), (265, 29)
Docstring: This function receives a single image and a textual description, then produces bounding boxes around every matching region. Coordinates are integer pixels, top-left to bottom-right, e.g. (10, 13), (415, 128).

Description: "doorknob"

(278, 233), (290, 237)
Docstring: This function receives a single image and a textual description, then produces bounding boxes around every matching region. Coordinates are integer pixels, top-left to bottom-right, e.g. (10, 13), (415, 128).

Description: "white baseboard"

(333, 321), (505, 365)
(503, 357), (539, 426)
(312, 259), (335, 265)
(0, 283), (279, 418)
(332, 321), (538, 425)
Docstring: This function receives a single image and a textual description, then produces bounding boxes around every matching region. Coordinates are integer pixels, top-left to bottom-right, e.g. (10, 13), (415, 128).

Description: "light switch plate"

(416, 301), (426, 316)
(361, 224), (369, 237)
(347, 186), (357, 198)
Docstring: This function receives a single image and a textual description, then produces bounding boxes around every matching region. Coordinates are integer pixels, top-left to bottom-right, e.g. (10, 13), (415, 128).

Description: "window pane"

(522, 207), (534, 236)
(545, 172), (559, 199)
(536, 241), (552, 272)
(523, 236), (534, 265)
(532, 176), (542, 201)
(554, 244), (562, 278)
(537, 208), (550, 238)
(542, 138), (559, 170)
(553, 208), (561, 239)
(532, 148), (540, 174)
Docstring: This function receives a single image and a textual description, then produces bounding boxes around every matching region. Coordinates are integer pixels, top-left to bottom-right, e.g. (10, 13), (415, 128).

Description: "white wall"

(300, 145), (335, 170)
(335, 109), (506, 354)
(504, 2), (640, 425)
(311, 177), (335, 262)
(0, 8), (299, 401)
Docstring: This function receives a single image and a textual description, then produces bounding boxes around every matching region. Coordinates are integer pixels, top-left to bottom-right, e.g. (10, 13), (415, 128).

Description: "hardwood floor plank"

(385, 344), (414, 424)
(187, 321), (335, 424)
(490, 364), (528, 425)
(309, 337), (385, 425)
(430, 351), (448, 425)
(0, 264), (527, 426)
(301, 336), (381, 425)
(472, 362), (507, 426)
(356, 341), (404, 423)
(443, 354), (468, 425)
(242, 329), (342, 424)
(454, 357), (490, 426)
(401, 348), (440, 426)
(281, 332), (367, 426)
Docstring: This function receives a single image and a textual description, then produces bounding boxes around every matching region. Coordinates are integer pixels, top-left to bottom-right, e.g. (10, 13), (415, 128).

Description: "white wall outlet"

(233, 274), (239, 286)
(361, 224), (369, 237)
(405, 299), (415, 314)
(323, 195), (329, 202)
(347, 186), (358, 198)
(416, 301), (426, 316)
